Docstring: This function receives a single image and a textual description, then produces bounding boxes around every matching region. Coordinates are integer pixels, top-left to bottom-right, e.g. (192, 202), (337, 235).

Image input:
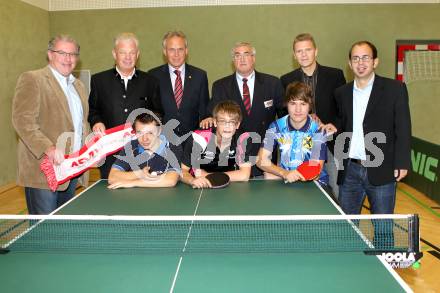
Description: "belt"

(349, 158), (363, 164)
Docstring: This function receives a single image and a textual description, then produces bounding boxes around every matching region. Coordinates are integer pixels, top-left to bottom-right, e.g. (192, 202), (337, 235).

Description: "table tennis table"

(0, 180), (411, 292)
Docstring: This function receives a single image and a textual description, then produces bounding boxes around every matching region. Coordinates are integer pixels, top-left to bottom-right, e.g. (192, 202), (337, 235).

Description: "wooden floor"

(1, 170), (439, 292)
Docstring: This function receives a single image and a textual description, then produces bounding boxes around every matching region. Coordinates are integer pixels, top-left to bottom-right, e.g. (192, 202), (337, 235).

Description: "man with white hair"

(88, 32), (162, 179)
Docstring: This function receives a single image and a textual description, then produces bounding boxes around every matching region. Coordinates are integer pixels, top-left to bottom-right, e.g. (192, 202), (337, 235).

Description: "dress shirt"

(50, 66), (83, 152)
(236, 71), (255, 105)
(115, 67), (135, 90)
(168, 64), (186, 90)
(349, 74), (375, 160)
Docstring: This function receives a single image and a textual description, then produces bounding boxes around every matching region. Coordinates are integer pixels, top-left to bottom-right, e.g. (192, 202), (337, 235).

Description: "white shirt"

(169, 64), (186, 90)
(236, 71), (255, 105)
(50, 66), (83, 152)
(115, 67), (135, 90)
(349, 74), (375, 160)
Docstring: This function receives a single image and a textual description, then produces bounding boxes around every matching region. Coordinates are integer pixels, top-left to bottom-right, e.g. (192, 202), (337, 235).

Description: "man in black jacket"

(88, 32), (162, 178)
(334, 40), (411, 215)
(148, 31), (209, 141)
(281, 33), (346, 196)
(201, 42), (285, 140)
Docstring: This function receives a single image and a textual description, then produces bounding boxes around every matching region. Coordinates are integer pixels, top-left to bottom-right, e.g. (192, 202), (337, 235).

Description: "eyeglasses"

(50, 50), (79, 58)
(216, 119), (238, 126)
(233, 52), (253, 60)
(351, 55), (373, 63)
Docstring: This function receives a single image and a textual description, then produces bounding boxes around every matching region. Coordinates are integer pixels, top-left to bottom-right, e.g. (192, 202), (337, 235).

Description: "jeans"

(339, 160), (396, 249)
(24, 179), (78, 215)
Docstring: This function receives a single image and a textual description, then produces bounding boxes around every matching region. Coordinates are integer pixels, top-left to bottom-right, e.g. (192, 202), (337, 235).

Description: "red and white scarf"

(40, 124), (135, 191)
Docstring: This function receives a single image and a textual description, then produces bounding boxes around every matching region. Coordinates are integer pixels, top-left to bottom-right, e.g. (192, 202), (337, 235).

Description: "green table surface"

(0, 180), (408, 292)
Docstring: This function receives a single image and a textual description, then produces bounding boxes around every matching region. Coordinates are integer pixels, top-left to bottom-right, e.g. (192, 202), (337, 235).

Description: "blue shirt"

(112, 135), (182, 175)
(349, 74), (375, 160)
(50, 66), (83, 152)
(263, 115), (328, 184)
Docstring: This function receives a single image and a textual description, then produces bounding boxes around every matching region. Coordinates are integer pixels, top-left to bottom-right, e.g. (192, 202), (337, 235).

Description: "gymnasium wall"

(0, 1), (49, 186)
(2, 3), (440, 185)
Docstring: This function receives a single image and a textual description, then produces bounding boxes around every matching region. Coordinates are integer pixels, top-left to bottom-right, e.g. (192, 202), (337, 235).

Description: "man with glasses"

(12, 35), (89, 214)
(181, 101), (258, 188)
(200, 42), (285, 176)
(334, 41), (411, 216)
(200, 42), (285, 141)
(148, 31), (209, 141)
(88, 32), (162, 179)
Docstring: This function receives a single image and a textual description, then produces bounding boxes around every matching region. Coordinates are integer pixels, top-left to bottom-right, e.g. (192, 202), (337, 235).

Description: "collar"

(49, 66), (75, 85)
(236, 70), (255, 82)
(354, 73), (375, 91)
(168, 63), (186, 75)
(287, 115), (312, 132)
(301, 63), (318, 77)
(114, 67), (137, 79)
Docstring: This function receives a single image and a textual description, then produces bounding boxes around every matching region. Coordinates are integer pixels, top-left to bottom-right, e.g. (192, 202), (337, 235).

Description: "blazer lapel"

(364, 75), (383, 121)
(345, 82), (354, 132)
(161, 65), (178, 111)
(180, 64), (193, 109)
(315, 64), (327, 99)
(44, 66), (73, 127)
(252, 71), (264, 114)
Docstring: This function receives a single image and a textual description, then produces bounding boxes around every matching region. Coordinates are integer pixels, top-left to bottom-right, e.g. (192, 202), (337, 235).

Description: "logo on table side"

(381, 252), (423, 269)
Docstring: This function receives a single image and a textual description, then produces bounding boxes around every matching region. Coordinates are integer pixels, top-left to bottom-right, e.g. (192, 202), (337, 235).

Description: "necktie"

(242, 78), (251, 115)
(174, 70), (183, 108)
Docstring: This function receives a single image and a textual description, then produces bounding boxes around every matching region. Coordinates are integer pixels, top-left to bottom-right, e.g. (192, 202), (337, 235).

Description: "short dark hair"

(284, 82), (314, 112)
(349, 40), (378, 59)
(132, 112), (162, 130)
(213, 100), (242, 122)
(293, 33), (316, 49)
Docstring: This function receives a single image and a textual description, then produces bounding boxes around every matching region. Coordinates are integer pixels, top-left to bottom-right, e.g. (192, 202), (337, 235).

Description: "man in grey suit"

(12, 35), (89, 214)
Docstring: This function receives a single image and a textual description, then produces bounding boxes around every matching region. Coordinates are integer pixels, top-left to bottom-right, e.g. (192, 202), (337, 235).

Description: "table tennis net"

(0, 214), (419, 254)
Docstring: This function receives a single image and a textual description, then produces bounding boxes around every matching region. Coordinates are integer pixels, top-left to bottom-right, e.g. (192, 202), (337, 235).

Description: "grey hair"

(230, 42), (256, 58)
(114, 32), (139, 49)
(162, 31), (188, 49)
(48, 34), (80, 53)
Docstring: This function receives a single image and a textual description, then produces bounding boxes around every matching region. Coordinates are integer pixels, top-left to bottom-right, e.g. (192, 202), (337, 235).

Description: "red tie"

(174, 70), (183, 108)
(242, 78), (251, 115)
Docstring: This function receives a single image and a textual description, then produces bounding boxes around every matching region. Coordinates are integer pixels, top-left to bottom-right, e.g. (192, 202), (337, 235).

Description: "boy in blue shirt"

(257, 82), (328, 185)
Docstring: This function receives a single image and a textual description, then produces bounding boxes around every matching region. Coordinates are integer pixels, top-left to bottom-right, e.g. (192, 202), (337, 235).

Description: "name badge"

(264, 99), (273, 108)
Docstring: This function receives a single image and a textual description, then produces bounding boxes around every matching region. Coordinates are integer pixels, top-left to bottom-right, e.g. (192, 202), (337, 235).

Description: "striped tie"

(242, 78), (251, 115)
(174, 70), (183, 108)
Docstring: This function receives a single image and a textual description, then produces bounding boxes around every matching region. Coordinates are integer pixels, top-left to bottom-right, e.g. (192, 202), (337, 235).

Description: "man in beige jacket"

(12, 35), (89, 214)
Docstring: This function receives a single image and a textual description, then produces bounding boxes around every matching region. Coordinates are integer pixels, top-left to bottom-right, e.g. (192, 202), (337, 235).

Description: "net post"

(408, 214), (420, 252)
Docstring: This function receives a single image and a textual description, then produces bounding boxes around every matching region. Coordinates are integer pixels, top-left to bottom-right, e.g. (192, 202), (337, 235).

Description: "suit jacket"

(280, 63), (346, 125)
(12, 66), (90, 190)
(208, 71), (286, 138)
(334, 74), (412, 186)
(88, 68), (162, 129)
(148, 64), (209, 136)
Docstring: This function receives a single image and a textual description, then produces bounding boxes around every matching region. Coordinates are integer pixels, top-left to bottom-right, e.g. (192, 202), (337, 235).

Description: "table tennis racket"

(296, 161), (321, 180)
(205, 172), (230, 189)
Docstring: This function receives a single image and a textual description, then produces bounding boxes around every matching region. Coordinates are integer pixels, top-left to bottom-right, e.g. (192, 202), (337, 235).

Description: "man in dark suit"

(201, 42), (285, 140)
(280, 33), (346, 196)
(88, 32), (162, 179)
(334, 41), (411, 216)
(148, 31), (209, 140)
(200, 42), (285, 176)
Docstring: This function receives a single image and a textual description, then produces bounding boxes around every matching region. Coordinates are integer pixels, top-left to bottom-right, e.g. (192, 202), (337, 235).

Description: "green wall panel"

(2, 3), (440, 185)
(0, 0), (49, 185)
